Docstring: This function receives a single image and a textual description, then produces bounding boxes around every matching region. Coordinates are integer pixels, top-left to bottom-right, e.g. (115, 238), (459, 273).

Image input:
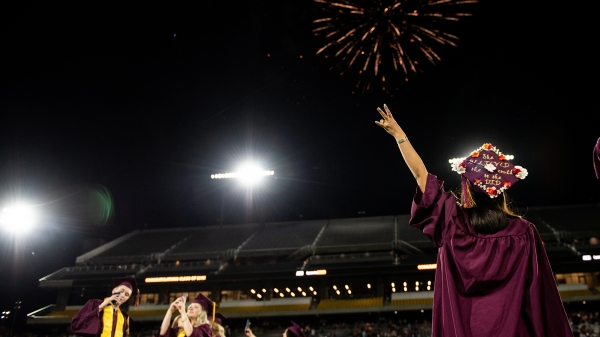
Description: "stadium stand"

(27, 204), (600, 335)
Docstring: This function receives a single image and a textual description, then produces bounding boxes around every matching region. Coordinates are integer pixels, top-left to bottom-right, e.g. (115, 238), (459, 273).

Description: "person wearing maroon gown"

(158, 293), (212, 337)
(375, 104), (573, 337)
(594, 137), (600, 179)
(70, 277), (140, 337)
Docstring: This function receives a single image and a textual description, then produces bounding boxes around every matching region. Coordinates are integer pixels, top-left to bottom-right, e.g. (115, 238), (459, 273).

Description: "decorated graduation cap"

(450, 143), (528, 206)
(112, 276), (140, 308)
(193, 293), (216, 322)
(286, 321), (305, 337)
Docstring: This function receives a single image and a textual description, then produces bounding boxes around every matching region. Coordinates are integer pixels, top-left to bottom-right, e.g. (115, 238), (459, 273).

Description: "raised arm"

(375, 104), (428, 193)
(159, 300), (177, 336)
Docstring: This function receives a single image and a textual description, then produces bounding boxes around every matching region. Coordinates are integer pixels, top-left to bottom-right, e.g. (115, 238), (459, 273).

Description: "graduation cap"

(450, 143), (528, 206)
(112, 277), (140, 308)
(193, 293), (216, 322)
(214, 313), (226, 325)
(287, 321), (305, 337)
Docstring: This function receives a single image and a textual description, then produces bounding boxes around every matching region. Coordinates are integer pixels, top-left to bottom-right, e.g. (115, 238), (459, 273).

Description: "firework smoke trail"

(313, 0), (477, 92)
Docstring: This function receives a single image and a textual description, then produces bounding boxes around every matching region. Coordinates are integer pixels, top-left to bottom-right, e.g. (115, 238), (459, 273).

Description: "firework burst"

(313, 0), (477, 91)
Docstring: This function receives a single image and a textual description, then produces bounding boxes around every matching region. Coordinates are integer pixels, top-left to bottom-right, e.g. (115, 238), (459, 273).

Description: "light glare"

(210, 163), (275, 186)
(1, 204), (36, 233)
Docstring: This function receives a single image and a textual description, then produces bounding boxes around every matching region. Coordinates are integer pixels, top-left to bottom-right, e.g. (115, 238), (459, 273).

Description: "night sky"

(1, 0), (599, 329)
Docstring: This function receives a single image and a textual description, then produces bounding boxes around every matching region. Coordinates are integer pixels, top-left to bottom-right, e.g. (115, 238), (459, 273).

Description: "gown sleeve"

(408, 173), (457, 246)
(159, 325), (212, 337)
(594, 137), (600, 179)
(70, 299), (103, 335)
(523, 225), (574, 337)
(191, 324), (213, 337)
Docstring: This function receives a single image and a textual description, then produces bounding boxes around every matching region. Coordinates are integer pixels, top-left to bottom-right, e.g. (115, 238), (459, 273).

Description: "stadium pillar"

(211, 285), (221, 303)
(265, 281), (272, 300)
(376, 277), (384, 298)
(55, 289), (69, 311)
(319, 278), (328, 298)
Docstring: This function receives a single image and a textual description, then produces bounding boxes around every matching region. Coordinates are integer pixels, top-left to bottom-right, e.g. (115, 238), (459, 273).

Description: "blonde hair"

(172, 305), (210, 329)
(212, 322), (225, 337)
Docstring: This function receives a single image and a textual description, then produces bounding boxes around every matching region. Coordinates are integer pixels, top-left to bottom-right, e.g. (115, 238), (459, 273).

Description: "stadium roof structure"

(30, 203), (600, 324)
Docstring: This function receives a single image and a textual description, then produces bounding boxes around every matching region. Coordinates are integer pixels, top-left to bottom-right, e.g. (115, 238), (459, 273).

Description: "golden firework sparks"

(314, 0), (477, 92)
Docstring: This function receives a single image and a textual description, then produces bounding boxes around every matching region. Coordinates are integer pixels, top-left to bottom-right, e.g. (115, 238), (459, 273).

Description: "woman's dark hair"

(458, 186), (520, 234)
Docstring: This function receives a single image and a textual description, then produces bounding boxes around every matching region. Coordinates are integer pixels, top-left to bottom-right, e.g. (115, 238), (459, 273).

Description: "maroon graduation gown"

(71, 299), (129, 336)
(158, 324), (212, 337)
(594, 137), (600, 179)
(409, 174), (573, 337)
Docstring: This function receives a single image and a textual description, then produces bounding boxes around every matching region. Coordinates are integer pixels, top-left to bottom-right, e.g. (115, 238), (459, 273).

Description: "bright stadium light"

(210, 162), (274, 186)
(0, 204), (36, 234)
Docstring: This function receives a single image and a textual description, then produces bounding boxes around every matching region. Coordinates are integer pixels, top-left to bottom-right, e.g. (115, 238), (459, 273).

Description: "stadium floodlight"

(274, 288), (279, 293)
(367, 284), (371, 289)
(347, 290), (352, 295)
(257, 294), (262, 299)
(211, 162), (274, 186)
(0, 204), (36, 234)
